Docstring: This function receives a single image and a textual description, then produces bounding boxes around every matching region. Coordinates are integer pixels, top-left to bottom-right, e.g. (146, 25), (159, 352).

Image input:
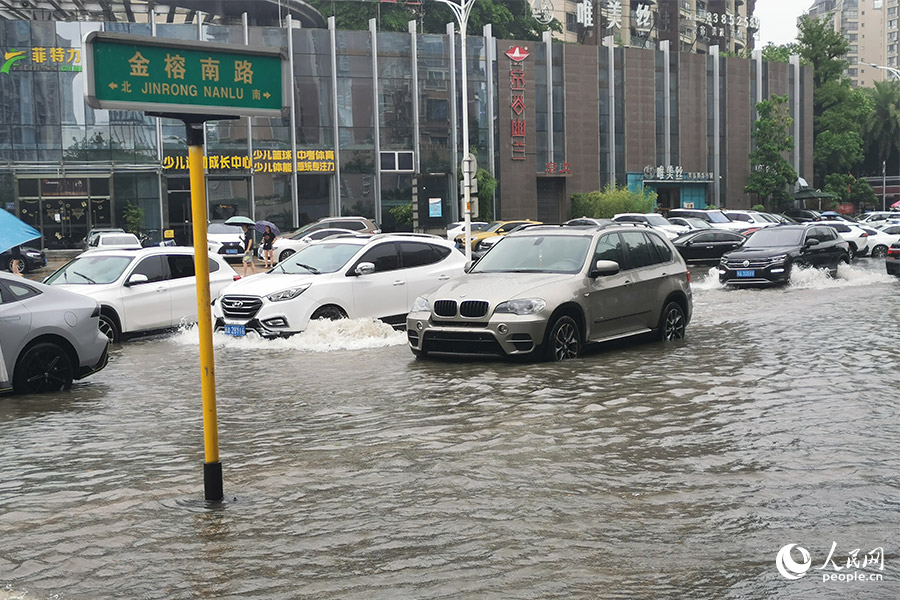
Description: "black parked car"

(886, 240), (900, 276)
(719, 225), (850, 286)
(1, 245), (46, 273)
(672, 230), (746, 264)
(782, 208), (822, 223)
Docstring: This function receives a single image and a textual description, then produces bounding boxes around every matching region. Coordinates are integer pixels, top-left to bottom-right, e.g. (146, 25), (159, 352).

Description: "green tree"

(309, 0), (559, 39)
(745, 95), (797, 210)
(861, 80), (900, 176)
(760, 42), (797, 64)
(123, 202), (145, 237)
(570, 183), (657, 219)
(796, 15), (871, 187)
(823, 173), (877, 209)
(474, 167), (496, 221)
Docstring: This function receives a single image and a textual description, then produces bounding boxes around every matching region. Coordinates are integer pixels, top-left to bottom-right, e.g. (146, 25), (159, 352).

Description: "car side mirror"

(355, 262), (375, 276)
(683, 240), (692, 246)
(590, 259), (620, 278)
(805, 238), (820, 247)
(125, 273), (149, 287)
(464, 260), (474, 273)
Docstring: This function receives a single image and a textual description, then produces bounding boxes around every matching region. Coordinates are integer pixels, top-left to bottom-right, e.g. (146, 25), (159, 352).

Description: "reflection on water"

(1, 261), (898, 599)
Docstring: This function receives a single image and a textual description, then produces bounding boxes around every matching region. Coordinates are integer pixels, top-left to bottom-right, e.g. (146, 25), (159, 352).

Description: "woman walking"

(261, 225), (276, 269)
(241, 225), (256, 277)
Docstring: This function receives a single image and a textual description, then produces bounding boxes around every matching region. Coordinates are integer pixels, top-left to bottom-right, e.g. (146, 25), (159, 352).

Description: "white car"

(612, 213), (686, 239)
(86, 232), (142, 250)
(260, 228), (359, 263)
(213, 233), (466, 338)
(818, 221), (870, 258)
(44, 247), (238, 342)
(667, 216), (715, 231)
(446, 220), (488, 241)
(858, 211), (899, 227)
(722, 210), (777, 229)
(207, 221), (246, 261)
(857, 226), (900, 258)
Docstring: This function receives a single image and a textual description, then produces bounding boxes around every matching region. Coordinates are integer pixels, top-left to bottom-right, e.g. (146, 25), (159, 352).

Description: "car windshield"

(644, 214), (671, 227)
(471, 235), (591, 274)
(744, 229), (803, 248)
(101, 235), (139, 245)
(684, 218), (712, 228)
(45, 255), (134, 285)
(276, 242), (362, 274)
(704, 210), (732, 223)
(208, 223), (242, 235)
(484, 221), (506, 233)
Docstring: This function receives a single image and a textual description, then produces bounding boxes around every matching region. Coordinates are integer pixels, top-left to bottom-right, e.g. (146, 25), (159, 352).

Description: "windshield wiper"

(294, 263), (320, 274)
(72, 270), (96, 283)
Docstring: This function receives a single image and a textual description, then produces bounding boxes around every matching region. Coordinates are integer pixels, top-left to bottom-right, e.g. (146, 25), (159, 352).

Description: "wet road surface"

(1, 261), (899, 599)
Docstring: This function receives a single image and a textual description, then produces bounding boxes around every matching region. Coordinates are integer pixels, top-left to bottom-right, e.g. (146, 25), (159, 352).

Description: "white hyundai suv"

(213, 233), (465, 338)
(45, 247), (238, 342)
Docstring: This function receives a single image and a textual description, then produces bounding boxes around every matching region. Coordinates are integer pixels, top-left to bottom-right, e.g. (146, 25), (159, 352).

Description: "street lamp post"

(438, 0), (476, 263)
(869, 63), (900, 211)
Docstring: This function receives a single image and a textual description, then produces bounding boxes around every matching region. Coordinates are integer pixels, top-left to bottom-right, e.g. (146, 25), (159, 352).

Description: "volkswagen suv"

(407, 224), (693, 361)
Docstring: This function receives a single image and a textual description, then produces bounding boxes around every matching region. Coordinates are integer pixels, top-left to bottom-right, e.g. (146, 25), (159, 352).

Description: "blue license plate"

(225, 248), (239, 254)
(737, 270), (755, 278)
(224, 324), (245, 336)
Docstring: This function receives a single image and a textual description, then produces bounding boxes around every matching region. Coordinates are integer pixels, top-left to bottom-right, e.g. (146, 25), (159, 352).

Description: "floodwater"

(1, 261), (898, 599)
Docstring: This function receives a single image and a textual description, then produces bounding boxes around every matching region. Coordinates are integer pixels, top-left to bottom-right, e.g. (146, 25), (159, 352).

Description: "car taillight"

(685, 269), (691, 283)
(888, 247), (900, 256)
(233, 275), (242, 280)
(859, 232), (868, 237)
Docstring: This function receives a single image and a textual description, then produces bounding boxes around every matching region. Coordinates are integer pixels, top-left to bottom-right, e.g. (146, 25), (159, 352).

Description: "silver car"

(0, 272), (109, 394)
(407, 224), (692, 361)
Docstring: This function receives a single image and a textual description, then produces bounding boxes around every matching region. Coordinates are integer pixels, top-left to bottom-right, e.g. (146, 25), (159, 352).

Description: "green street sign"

(85, 32), (287, 117)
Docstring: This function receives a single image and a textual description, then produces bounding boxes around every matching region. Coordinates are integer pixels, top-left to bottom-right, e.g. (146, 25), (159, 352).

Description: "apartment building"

(807, 0), (894, 87)
(546, 0), (758, 53)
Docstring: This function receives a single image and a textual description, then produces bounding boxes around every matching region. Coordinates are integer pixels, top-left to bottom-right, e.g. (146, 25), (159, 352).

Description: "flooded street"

(1, 261), (898, 599)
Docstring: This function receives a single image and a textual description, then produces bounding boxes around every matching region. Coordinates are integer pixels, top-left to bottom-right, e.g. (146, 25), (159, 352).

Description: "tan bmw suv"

(407, 223), (693, 361)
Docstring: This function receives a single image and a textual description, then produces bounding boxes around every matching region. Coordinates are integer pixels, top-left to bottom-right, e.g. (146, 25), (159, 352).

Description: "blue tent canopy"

(0, 208), (41, 254)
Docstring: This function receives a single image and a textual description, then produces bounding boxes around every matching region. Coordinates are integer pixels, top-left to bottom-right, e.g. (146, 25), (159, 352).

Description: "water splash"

(169, 318), (407, 352)
(691, 261), (895, 293)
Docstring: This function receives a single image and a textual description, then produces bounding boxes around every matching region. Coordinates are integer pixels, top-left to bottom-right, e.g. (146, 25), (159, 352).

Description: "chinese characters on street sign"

(163, 149), (336, 174)
(507, 46), (529, 161)
(85, 32), (286, 117)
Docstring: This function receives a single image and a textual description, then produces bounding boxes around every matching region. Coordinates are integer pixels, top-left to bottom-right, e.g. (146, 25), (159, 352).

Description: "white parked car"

(818, 221), (870, 258)
(446, 220), (488, 241)
(857, 226), (900, 258)
(213, 233), (466, 338)
(44, 247), (238, 342)
(667, 216), (715, 231)
(260, 228), (359, 263)
(207, 221), (246, 261)
(722, 210), (777, 229)
(858, 211), (898, 227)
(612, 213), (686, 239)
(86, 232), (142, 250)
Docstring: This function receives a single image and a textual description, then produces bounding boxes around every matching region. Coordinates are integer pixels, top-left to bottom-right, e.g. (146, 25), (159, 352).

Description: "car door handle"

(392, 280), (406, 286)
(438, 274), (451, 281)
(0, 315), (20, 322)
(156, 286), (167, 292)
(624, 280), (633, 287)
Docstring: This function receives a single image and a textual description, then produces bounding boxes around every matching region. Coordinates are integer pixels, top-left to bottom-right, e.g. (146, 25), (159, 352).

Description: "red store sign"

(506, 46), (529, 161)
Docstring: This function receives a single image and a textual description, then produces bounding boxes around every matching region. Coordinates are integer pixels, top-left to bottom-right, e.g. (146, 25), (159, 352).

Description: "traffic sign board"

(462, 153), (477, 178)
(85, 32), (287, 117)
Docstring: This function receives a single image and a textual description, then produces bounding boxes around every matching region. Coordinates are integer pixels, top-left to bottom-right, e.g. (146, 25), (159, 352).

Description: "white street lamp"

(870, 63), (900, 211)
(438, 0), (476, 263)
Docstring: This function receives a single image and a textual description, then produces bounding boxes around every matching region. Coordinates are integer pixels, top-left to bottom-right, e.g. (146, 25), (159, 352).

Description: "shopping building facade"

(0, 8), (812, 249)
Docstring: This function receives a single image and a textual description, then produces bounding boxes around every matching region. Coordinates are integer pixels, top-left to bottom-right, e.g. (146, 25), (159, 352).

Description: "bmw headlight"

(267, 283), (311, 302)
(495, 298), (546, 315)
(411, 296), (431, 313)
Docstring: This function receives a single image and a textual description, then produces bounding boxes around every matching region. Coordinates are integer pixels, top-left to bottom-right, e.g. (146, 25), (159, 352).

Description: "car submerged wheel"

(13, 342), (75, 394)
(871, 244), (888, 258)
(98, 313), (121, 343)
(544, 315), (580, 361)
(658, 302), (686, 341)
(311, 305), (347, 321)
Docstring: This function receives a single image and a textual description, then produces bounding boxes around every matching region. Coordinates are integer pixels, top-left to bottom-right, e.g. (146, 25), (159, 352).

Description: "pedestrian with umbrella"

(255, 220), (280, 269)
(224, 216), (257, 277)
(0, 208), (41, 276)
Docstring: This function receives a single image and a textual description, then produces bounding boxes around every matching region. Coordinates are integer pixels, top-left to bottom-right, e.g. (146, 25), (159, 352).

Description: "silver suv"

(407, 224), (692, 361)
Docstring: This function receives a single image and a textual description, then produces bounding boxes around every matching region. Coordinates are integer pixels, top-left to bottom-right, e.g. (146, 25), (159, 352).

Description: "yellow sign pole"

(186, 120), (223, 502)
